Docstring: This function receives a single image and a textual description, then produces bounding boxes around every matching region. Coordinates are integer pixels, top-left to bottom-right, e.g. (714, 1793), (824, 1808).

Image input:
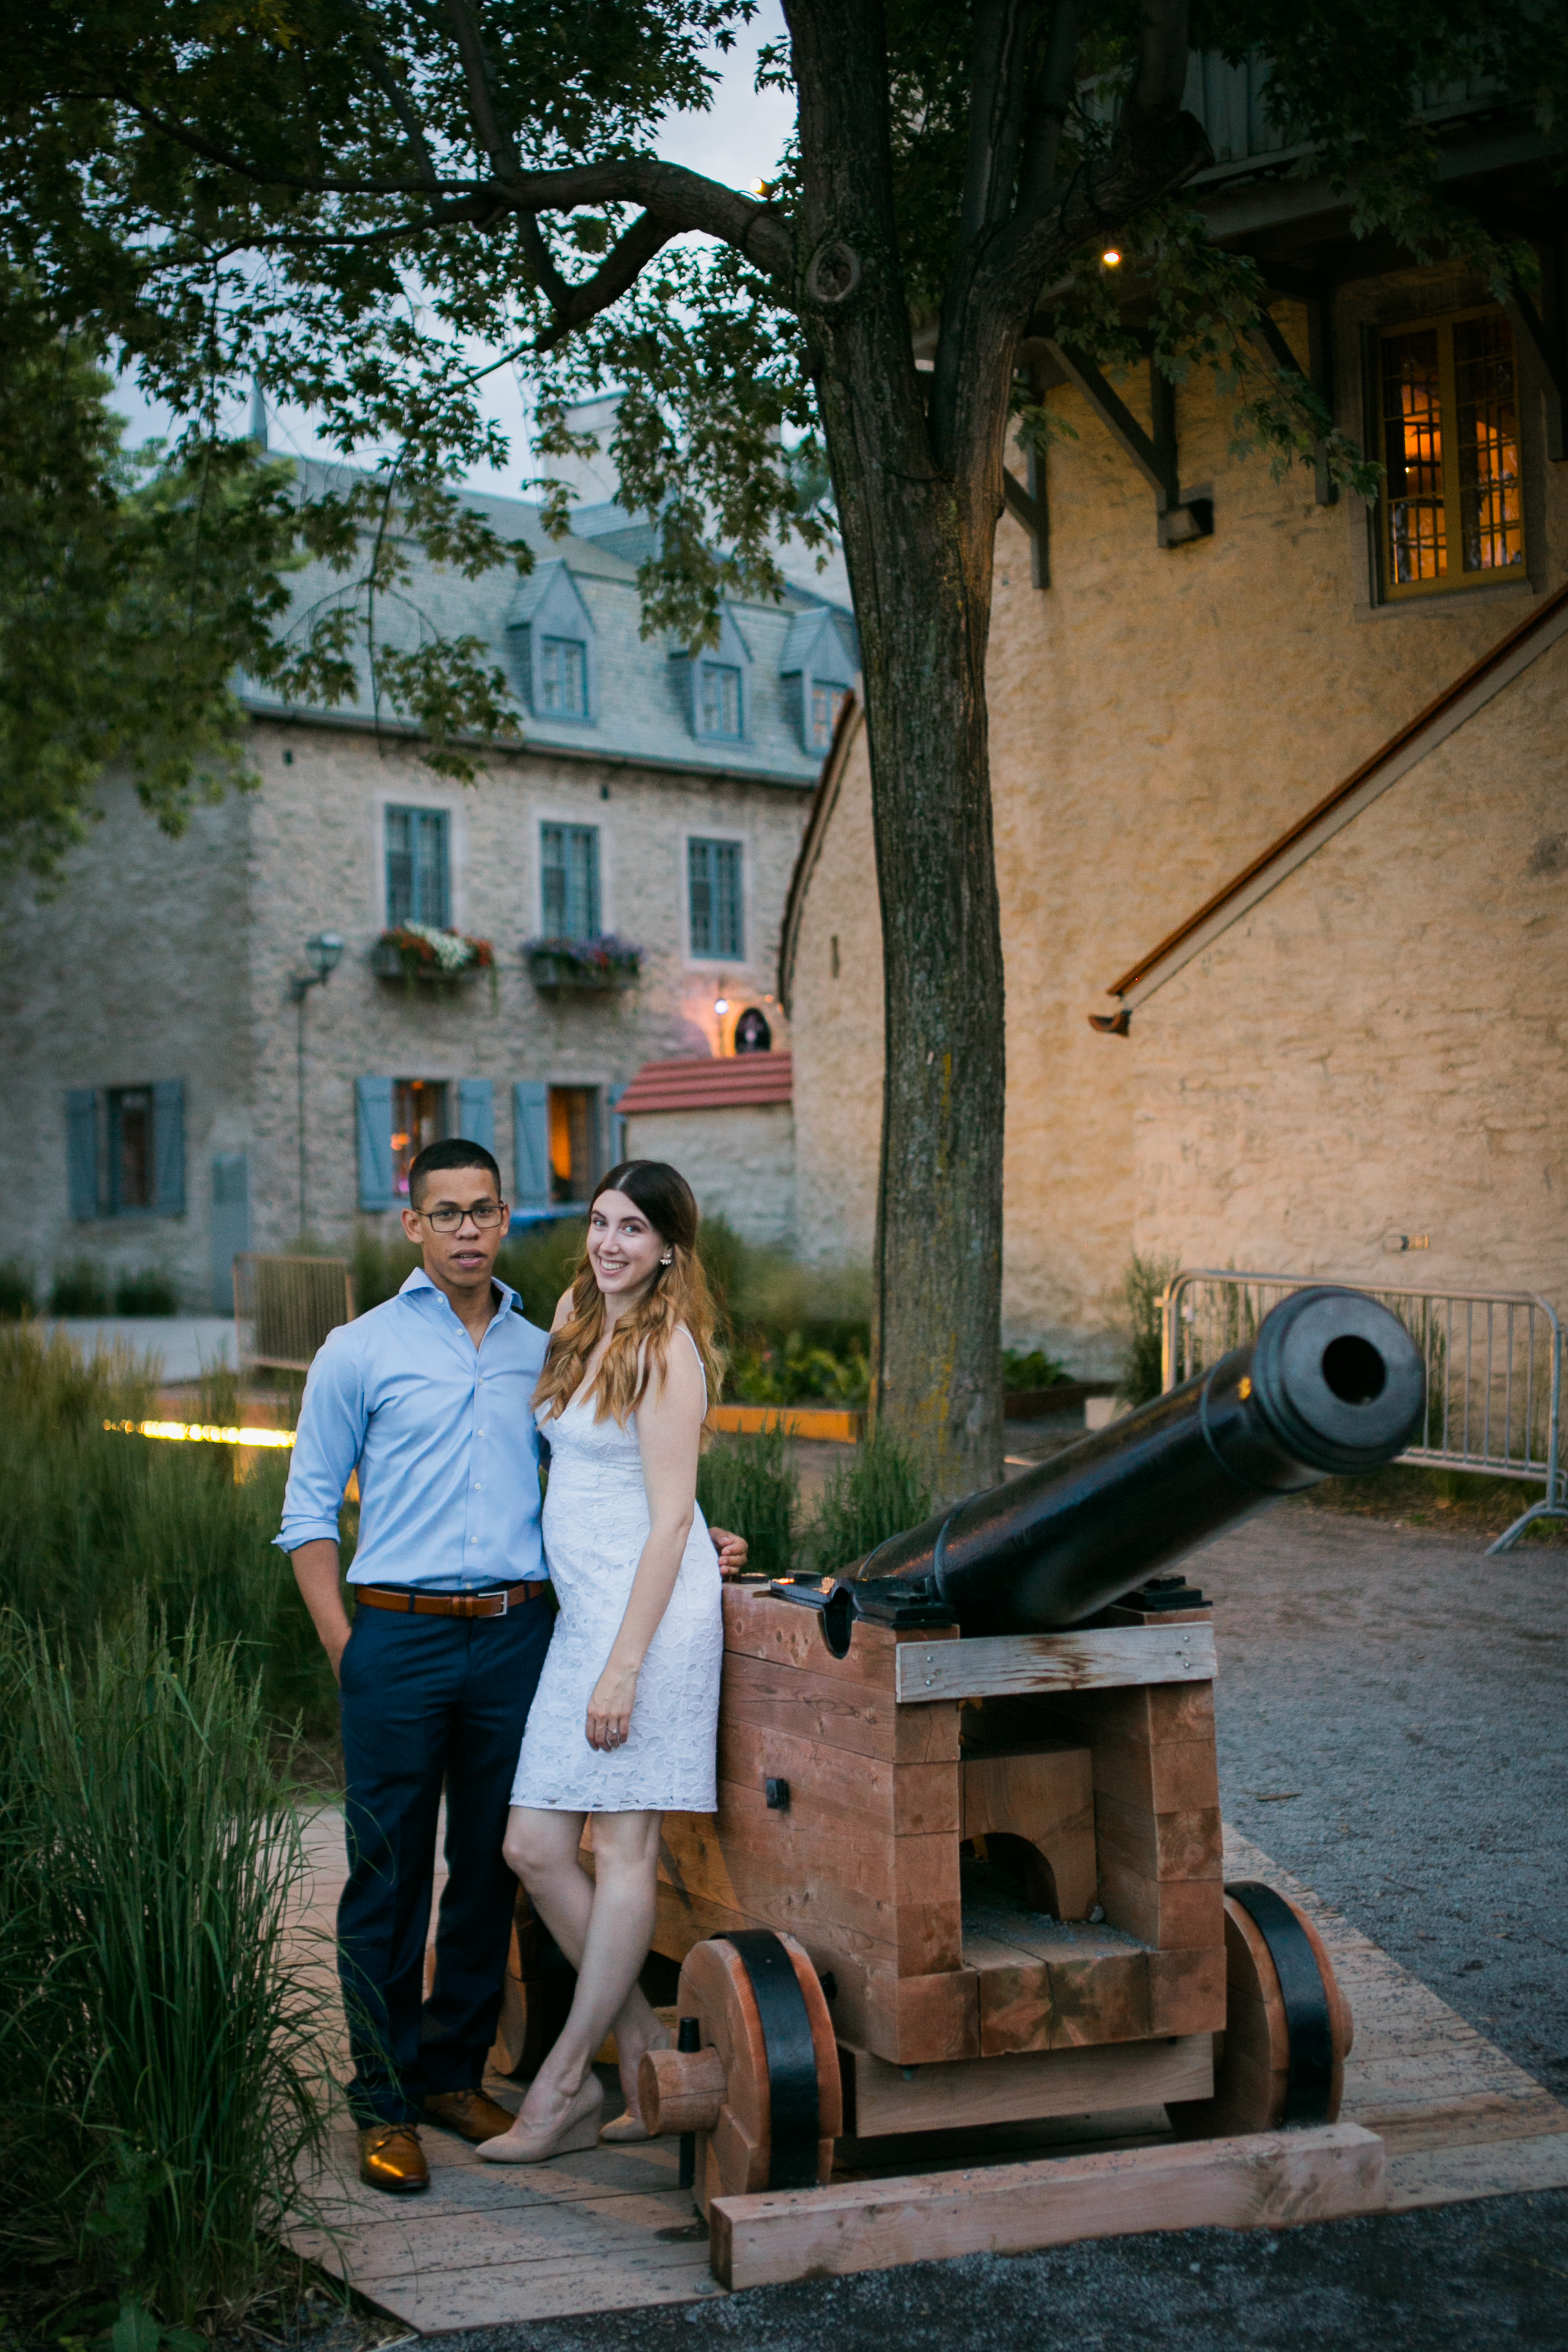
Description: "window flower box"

(372, 924), (495, 993)
(525, 935), (644, 996)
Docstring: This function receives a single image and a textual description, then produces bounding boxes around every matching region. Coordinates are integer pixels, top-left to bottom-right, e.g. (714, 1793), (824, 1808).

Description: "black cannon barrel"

(849, 1286), (1424, 1636)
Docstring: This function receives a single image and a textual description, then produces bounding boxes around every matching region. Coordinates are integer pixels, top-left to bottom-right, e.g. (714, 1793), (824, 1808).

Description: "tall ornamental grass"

(0, 1604), (334, 2329)
(0, 1325), (341, 1741)
(806, 1428), (933, 1575)
(697, 1426), (799, 1581)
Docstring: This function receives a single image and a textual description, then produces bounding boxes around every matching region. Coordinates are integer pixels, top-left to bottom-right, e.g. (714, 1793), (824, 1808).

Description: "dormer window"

(809, 681), (850, 749)
(540, 637), (587, 716)
(673, 604), (753, 744)
(506, 560), (597, 723)
(699, 662), (744, 738)
(780, 605), (858, 754)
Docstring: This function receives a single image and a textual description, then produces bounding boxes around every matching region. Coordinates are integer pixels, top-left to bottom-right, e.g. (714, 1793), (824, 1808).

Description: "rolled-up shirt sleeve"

(277, 1337), (366, 1553)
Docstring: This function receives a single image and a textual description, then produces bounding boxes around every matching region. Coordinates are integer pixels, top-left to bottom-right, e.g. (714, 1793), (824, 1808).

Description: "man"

(280, 1137), (745, 2193)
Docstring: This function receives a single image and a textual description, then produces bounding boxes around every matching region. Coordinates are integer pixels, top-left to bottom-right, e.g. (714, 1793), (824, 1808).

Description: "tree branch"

(1014, 0), (1080, 220)
(1127, 0), (1192, 128)
(957, 0), (1036, 247)
(353, 5), (441, 188)
(109, 88), (479, 199)
(441, 0), (525, 185)
(533, 211), (679, 350)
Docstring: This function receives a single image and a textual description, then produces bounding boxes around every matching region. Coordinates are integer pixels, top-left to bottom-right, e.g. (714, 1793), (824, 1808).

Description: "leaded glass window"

(1381, 310), (1524, 599)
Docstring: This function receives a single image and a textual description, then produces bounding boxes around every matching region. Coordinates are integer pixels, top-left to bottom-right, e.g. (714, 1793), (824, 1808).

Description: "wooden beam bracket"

(1002, 446), (1049, 588)
(1041, 336), (1213, 549)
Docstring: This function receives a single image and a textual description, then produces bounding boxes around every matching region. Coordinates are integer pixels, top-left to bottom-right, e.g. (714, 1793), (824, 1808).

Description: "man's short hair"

(408, 1137), (503, 1210)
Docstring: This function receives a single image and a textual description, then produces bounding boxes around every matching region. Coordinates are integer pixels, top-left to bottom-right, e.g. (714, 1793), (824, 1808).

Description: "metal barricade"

(234, 1252), (355, 1372)
(1160, 1269), (1565, 1553)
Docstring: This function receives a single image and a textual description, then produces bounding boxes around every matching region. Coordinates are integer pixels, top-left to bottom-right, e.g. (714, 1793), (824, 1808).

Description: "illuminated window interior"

(547, 1086), (597, 1204)
(392, 1080), (448, 1200)
(1381, 308), (1524, 599)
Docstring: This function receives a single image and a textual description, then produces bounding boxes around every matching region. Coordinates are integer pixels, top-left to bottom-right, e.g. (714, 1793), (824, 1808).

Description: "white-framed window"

(386, 806), (450, 928)
(688, 837), (744, 960)
(698, 662), (744, 740)
(540, 637), (587, 716)
(541, 822), (601, 938)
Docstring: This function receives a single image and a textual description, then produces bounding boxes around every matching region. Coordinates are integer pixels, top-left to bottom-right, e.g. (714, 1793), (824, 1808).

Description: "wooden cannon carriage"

(631, 1286), (1419, 2239)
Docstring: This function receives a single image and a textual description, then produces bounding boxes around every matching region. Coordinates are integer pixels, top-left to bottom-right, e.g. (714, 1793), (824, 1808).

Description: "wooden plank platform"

(895, 1623), (1218, 1702)
(285, 1809), (1568, 2331)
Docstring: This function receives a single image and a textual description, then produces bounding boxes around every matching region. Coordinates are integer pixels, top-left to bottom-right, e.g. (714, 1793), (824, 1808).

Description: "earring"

(661, 1255), (673, 1266)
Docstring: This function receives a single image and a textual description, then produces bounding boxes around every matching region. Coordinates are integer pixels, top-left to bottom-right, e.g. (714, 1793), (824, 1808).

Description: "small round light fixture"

(306, 932), (345, 981)
(714, 996), (731, 1017)
(1101, 247), (1122, 269)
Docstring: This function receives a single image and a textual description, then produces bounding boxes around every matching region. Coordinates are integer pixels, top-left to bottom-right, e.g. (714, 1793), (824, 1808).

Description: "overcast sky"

(111, 0), (795, 497)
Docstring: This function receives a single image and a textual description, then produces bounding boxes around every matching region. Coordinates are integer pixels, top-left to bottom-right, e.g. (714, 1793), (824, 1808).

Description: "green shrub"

(0, 1326), (341, 1741)
(0, 1604), (333, 2327)
(494, 1218), (588, 1323)
(728, 1330), (870, 1406)
(113, 1266), (180, 1316)
(1119, 1252), (1181, 1408)
(804, 1428), (932, 1575)
(348, 1226), (420, 1312)
(696, 1427), (799, 1581)
(0, 1258), (36, 1319)
(1003, 1347), (1071, 1391)
(51, 1257), (111, 1315)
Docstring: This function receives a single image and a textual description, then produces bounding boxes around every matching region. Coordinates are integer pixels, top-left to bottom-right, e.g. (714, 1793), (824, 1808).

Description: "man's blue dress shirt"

(277, 1267), (549, 1587)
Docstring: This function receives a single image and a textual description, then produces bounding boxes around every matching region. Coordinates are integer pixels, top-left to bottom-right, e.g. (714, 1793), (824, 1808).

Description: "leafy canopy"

(0, 0), (1561, 864)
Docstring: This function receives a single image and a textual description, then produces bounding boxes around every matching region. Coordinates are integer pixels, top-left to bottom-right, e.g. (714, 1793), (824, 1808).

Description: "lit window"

(809, 681), (849, 749)
(698, 662), (744, 738)
(548, 1085), (598, 1204)
(1380, 309), (1525, 599)
(540, 822), (600, 939)
(539, 637), (587, 716)
(392, 1080), (448, 1200)
(386, 806), (450, 928)
(689, 838), (744, 960)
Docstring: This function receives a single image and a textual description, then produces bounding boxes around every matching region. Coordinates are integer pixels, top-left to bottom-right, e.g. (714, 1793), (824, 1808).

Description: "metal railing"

(1161, 1268), (1566, 1554)
(234, 1253), (355, 1373)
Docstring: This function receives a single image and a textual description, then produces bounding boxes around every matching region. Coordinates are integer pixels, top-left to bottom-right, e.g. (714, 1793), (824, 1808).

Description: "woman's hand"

(709, 1525), (749, 1577)
(586, 1657), (640, 1752)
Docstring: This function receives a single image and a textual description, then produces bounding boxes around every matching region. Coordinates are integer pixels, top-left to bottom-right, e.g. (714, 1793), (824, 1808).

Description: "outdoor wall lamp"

(291, 933), (344, 1237)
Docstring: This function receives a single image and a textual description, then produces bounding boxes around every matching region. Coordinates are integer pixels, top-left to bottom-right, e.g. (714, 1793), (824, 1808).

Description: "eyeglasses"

(416, 1202), (508, 1232)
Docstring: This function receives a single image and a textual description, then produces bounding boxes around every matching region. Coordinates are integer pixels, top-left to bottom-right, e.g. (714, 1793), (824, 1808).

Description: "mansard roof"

(241, 459), (856, 790)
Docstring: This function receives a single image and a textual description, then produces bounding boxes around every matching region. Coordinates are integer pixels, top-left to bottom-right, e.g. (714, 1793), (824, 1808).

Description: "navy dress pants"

(337, 1598), (553, 2125)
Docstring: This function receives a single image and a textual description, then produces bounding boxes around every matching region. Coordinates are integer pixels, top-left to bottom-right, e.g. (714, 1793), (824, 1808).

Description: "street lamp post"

(291, 933), (344, 1239)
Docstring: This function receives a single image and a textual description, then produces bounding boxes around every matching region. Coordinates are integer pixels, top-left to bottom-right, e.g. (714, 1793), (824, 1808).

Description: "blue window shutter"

(153, 1080), (186, 1215)
(356, 1077), (395, 1211)
(210, 1152), (251, 1313)
(512, 1081), (551, 1211)
(66, 1089), (98, 1221)
(457, 1078), (494, 1154)
(606, 1084), (626, 1172)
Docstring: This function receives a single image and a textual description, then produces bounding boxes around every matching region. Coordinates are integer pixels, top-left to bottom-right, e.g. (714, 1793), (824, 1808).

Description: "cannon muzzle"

(848, 1286), (1424, 1636)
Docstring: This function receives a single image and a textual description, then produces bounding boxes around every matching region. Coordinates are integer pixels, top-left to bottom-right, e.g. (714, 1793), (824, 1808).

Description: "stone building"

(781, 65), (1568, 1373)
(0, 460), (855, 1309)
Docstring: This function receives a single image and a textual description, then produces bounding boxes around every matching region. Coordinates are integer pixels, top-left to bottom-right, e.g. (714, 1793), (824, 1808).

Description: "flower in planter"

(378, 922), (495, 976)
(524, 933), (644, 985)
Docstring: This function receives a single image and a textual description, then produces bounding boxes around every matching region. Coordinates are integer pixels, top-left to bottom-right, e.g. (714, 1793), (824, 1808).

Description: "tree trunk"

(789, 0), (1008, 1504)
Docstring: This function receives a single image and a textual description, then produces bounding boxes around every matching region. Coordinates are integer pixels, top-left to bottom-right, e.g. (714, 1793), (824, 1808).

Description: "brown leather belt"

(356, 1581), (550, 1619)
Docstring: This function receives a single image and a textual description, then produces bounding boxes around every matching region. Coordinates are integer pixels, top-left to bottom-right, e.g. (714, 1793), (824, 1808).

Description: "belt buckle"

(495, 1588), (509, 1616)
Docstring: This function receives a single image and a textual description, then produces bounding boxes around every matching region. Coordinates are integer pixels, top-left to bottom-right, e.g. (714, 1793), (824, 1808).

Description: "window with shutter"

(1380, 307), (1525, 600)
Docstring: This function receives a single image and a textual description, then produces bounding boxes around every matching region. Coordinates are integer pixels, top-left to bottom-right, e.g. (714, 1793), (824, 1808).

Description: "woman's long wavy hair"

(532, 1160), (726, 1427)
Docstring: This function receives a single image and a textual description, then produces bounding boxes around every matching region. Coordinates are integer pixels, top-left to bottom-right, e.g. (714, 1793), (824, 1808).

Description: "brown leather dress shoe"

(358, 2123), (429, 2193)
(422, 2087), (518, 2143)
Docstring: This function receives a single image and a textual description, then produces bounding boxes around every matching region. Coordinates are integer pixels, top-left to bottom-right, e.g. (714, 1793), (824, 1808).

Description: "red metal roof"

(617, 1052), (793, 1115)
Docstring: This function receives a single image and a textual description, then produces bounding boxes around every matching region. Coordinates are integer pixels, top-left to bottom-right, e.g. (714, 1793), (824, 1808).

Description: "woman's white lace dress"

(510, 1336), (722, 1813)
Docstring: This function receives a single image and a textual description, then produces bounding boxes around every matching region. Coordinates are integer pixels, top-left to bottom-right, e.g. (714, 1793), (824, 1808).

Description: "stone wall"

(622, 1102), (797, 1246)
(784, 273), (1568, 1372)
(1130, 634), (1568, 1300)
(1, 718), (810, 1308)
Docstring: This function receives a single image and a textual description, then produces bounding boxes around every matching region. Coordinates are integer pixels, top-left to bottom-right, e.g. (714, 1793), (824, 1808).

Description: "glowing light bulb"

(714, 997), (731, 1016)
(1102, 247), (1122, 268)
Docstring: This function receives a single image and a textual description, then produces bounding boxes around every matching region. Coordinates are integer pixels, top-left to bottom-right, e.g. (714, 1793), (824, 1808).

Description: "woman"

(478, 1160), (726, 2162)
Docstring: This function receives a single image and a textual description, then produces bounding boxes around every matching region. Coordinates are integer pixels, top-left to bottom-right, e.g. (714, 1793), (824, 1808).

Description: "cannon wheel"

(1167, 1880), (1353, 2140)
(650, 1932), (841, 2215)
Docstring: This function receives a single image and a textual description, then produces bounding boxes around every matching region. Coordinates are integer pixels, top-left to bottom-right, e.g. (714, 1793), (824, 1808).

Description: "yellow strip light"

(106, 1419), (296, 1449)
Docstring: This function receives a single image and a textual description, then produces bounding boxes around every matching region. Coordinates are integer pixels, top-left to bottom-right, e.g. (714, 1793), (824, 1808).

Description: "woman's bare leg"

(502, 1805), (666, 2125)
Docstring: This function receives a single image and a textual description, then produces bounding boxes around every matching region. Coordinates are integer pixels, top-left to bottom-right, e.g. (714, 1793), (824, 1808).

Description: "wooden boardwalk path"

(284, 1808), (1568, 2331)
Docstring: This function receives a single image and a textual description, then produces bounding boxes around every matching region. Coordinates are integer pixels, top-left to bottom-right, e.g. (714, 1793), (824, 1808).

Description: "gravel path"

(435, 1507), (1567, 2352)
